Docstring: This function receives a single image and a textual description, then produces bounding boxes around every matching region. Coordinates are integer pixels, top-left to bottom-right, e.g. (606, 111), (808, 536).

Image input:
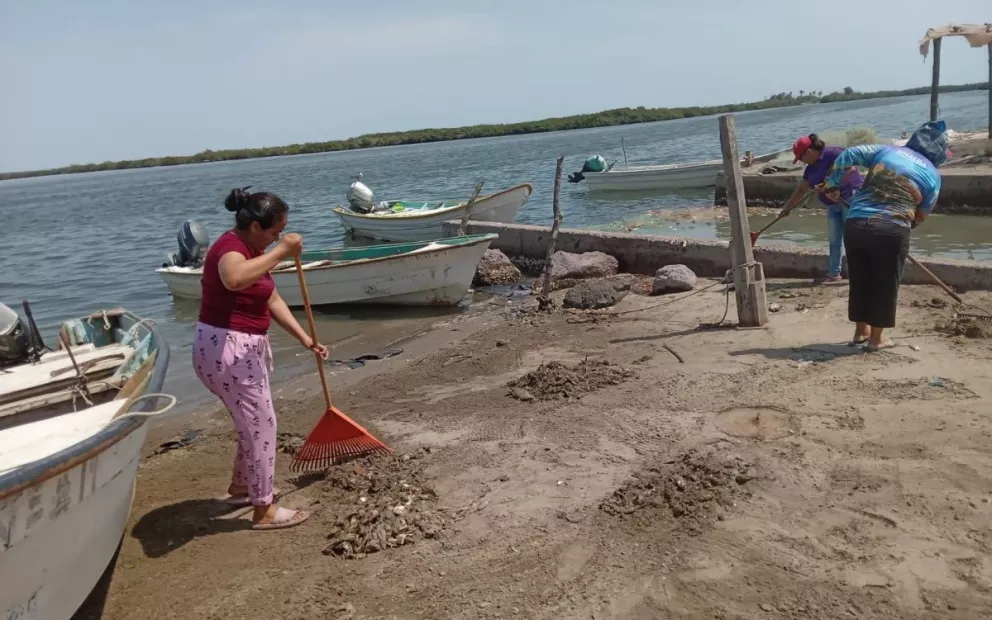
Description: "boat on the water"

(158, 230), (500, 307)
(0, 304), (172, 620)
(332, 179), (532, 242)
(575, 148), (791, 192)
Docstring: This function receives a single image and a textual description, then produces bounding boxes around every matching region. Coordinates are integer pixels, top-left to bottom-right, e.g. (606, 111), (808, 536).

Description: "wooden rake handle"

(906, 254), (964, 304)
(750, 190), (816, 246)
(294, 256), (332, 410)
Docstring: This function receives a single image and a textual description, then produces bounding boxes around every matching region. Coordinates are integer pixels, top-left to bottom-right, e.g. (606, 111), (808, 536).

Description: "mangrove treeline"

(2, 82), (987, 181)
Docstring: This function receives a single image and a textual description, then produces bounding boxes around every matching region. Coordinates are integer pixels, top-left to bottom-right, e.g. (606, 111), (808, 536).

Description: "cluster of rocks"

(473, 247), (699, 310)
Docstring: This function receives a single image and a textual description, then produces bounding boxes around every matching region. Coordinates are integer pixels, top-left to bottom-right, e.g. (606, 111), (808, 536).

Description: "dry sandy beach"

(82, 277), (992, 620)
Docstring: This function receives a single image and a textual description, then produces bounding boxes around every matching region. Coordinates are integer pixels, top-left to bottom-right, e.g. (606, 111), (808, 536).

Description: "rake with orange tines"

(289, 256), (392, 473)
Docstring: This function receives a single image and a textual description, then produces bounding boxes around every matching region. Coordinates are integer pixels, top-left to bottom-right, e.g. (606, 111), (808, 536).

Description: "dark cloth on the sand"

(328, 348), (403, 369)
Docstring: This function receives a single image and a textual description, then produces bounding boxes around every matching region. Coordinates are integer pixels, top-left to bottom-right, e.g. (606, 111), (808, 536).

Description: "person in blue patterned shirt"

(821, 120), (947, 352)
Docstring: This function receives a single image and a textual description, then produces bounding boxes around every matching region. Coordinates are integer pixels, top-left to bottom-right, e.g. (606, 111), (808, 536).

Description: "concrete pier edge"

(714, 170), (992, 214)
(445, 220), (992, 292)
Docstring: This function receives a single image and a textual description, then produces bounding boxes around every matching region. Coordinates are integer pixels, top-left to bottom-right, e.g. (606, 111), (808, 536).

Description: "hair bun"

(224, 186), (253, 212)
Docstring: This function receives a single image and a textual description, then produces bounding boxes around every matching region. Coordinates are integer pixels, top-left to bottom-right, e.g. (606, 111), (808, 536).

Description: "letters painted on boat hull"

(332, 184), (531, 242)
(0, 419), (146, 620)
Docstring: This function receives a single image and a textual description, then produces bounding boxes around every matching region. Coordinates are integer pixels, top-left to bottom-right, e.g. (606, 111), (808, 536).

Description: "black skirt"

(843, 217), (910, 328)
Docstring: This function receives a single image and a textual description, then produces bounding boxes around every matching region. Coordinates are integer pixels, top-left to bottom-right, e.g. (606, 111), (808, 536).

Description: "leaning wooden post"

(718, 115), (768, 327)
(929, 37), (942, 122)
(457, 179), (486, 236)
(539, 155), (565, 300)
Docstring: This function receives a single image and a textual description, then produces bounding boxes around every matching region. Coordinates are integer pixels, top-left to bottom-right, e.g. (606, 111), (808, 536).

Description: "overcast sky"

(1, 0), (989, 171)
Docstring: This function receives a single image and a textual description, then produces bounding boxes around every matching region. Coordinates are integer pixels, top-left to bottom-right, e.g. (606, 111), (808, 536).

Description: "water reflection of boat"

(0, 304), (172, 620)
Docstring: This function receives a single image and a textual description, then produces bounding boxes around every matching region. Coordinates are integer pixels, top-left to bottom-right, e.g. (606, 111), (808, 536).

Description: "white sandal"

(251, 507), (310, 531)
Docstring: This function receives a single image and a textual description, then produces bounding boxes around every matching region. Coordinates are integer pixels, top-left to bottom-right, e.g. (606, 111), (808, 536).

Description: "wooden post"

(987, 43), (991, 139)
(718, 115), (767, 327)
(457, 179), (485, 236)
(929, 37), (942, 122)
(539, 155), (565, 300)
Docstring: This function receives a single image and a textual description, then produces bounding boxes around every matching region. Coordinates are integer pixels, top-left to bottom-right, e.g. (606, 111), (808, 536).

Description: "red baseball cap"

(792, 136), (812, 163)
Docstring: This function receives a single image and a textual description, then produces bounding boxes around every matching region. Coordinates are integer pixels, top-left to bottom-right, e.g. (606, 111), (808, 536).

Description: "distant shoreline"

(2, 83), (987, 181)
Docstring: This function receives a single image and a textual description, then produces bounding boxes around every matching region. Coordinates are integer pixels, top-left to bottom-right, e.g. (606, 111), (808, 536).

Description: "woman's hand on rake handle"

(302, 335), (329, 360)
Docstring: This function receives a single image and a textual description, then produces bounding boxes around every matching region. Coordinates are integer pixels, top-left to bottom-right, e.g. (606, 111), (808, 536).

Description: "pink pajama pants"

(193, 322), (277, 506)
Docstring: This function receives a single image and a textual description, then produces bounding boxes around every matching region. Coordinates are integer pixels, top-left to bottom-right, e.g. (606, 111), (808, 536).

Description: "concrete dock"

(714, 166), (992, 214)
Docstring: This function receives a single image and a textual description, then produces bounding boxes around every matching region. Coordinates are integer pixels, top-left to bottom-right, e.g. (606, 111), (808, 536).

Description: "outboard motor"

(347, 173), (376, 213)
(164, 220), (210, 268)
(0, 303), (34, 369)
(567, 155), (609, 183)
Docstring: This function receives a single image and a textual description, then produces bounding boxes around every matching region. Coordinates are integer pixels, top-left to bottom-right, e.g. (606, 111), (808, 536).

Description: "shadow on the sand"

(729, 343), (864, 363)
(284, 471), (326, 491)
(130, 499), (249, 558)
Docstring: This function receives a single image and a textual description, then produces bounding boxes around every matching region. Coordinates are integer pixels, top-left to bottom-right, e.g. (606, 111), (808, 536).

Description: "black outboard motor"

(163, 220), (211, 268)
(567, 155), (610, 183)
(0, 303), (34, 369)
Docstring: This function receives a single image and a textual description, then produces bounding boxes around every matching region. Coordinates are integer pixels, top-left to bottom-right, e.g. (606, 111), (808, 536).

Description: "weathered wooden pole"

(718, 115), (768, 327)
(930, 37), (942, 122)
(987, 42), (991, 139)
(539, 155), (565, 300)
(457, 179), (485, 236)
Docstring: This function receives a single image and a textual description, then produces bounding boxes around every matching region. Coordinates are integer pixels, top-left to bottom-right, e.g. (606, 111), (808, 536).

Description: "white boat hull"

(582, 149), (790, 192)
(333, 184), (531, 242)
(0, 308), (170, 620)
(157, 235), (498, 307)
(0, 415), (148, 620)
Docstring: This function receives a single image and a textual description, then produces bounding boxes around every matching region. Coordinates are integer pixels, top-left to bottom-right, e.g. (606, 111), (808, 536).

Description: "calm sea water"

(1, 91), (988, 409)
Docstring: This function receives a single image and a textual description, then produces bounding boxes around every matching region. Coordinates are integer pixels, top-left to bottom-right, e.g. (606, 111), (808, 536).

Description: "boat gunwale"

(155, 233), (500, 277)
(0, 309), (171, 502)
(584, 148), (790, 177)
(330, 183), (532, 221)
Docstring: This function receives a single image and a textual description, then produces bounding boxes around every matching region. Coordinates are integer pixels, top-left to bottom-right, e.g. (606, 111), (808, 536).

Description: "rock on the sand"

(563, 279), (628, 310)
(473, 249), (522, 286)
(652, 264), (697, 295)
(551, 251), (619, 281)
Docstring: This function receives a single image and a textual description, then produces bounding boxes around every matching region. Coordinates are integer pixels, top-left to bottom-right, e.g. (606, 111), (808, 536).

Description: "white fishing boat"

(0, 304), (173, 620)
(332, 181), (532, 242)
(157, 232), (500, 307)
(579, 148), (791, 192)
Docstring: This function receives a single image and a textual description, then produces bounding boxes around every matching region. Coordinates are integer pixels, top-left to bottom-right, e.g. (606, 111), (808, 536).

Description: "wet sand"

(161, 288), (524, 417)
(88, 278), (992, 619)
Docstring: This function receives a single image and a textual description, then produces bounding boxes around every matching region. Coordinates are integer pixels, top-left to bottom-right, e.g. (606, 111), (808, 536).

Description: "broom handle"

(294, 256), (333, 410)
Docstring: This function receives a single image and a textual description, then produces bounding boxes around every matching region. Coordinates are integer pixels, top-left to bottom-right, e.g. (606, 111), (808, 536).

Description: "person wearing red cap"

(778, 133), (864, 282)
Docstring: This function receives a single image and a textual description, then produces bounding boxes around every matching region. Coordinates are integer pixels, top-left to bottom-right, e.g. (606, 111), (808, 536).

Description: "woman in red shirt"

(194, 187), (328, 531)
